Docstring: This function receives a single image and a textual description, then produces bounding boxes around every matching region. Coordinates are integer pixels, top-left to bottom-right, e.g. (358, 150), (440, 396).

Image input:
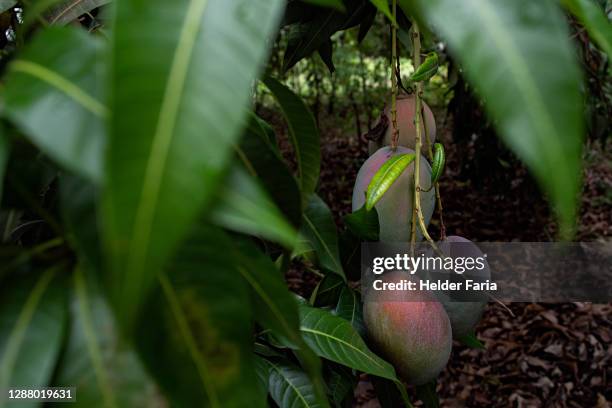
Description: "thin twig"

(390, 0), (399, 149)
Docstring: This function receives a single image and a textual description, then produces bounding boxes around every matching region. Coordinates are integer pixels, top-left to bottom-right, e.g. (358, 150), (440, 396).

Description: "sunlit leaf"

(3, 27), (106, 182)
(409, 0), (584, 238)
(103, 0), (284, 327)
(365, 153), (415, 211)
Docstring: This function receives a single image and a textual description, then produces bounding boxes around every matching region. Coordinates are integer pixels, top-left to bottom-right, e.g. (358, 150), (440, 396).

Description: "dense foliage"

(0, 0), (609, 407)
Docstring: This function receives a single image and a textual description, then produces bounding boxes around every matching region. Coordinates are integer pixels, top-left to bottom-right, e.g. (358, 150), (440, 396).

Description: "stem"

(390, 0), (399, 149)
(410, 23), (440, 254)
(421, 107), (446, 239)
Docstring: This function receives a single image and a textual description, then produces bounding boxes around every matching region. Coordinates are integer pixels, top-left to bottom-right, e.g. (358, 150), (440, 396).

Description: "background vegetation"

(0, 0), (610, 407)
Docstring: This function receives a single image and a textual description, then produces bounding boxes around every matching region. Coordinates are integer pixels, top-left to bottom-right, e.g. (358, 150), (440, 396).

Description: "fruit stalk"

(411, 23), (440, 254)
(421, 107), (446, 239)
(390, 0), (399, 149)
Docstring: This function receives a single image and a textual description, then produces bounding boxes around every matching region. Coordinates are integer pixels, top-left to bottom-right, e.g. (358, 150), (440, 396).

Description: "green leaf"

(2, 27), (106, 182)
(0, 128), (9, 205)
(457, 333), (485, 349)
(343, 205), (379, 241)
(300, 194), (345, 280)
(409, 0), (584, 238)
(53, 266), (160, 408)
(408, 52), (439, 82)
(561, 0), (612, 58)
(281, 10), (346, 72)
(310, 273), (344, 307)
(416, 381), (439, 408)
(0, 0), (15, 13)
(298, 304), (398, 380)
(47, 0), (111, 25)
(368, 0), (397, 26)
(239, 114), (302, 227)
(0, 266), (67, 404)
(281, 3), (372, 71)
(357, 5), (377, 43)
(60, 175), (102, 269)
(302, 0), (345, 11)
(334, 286), (365, 337)
(135, 225), (265, 408)
(365, 153), (415, 211)
(211, 166), (297, 249)
(103, 0), (284, 327)
(265, 358), (326, 408)
(263, 77), (321, 204)
(430, 143), (445, 184)
(232, 238), (329, 407)
(317, 39), (335, 73)
(325, 364), (356, 407)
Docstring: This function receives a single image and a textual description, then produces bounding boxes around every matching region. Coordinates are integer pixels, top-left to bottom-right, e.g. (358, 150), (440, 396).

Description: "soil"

(257, 104), (612, 408)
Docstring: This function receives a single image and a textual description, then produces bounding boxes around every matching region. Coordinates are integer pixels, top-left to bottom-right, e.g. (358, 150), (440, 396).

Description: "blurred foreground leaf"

(410, 0), (584, 238)
(103, 0), (284, 327)
(3, 27), (106, 182)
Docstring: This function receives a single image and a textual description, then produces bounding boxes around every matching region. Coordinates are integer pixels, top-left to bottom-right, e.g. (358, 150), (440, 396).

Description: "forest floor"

(257, 104), (612, 408)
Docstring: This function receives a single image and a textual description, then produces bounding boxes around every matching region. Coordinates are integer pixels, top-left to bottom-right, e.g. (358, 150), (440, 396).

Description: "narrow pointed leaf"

(409, 0), (584, 238)
(343, 205), (379, 241)
(409, 52), (439, 82)
(233, 238), (329, 406)
(239, 115), (302, 227)
(430, 143), (445, 184)
(135, 226), (265, 407)
(53, 266), (159, 407)
(368, 0), (396, 26)
(3, 27), (106, 182)
(365, 153), (415, 211)
(264, 77), (321, 204)
(561, 0), (612, 58)
(103, 0), (284, 327)
(298, 304), (398, 380)
(212, 166), (297, 249)
(265, 358), (326, 408)
(334, 286), (365, 337)
(300, 194), (345, 279)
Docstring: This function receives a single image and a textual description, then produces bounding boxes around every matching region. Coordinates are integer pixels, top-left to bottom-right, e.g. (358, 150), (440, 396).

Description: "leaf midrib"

(11, 60), (108, 117)
(267, 361), (312, 408)
(461, 0), (570, 185)
(302, 213), (342, 275)
(125, 0), (210, 296)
